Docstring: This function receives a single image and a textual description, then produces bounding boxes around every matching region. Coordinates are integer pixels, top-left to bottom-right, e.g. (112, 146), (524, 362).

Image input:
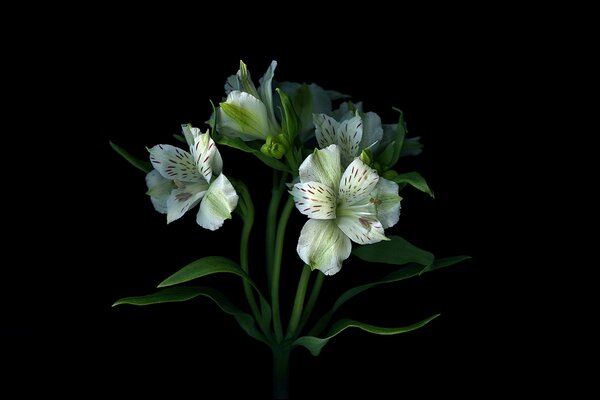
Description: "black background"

(4, 16), (523, 398)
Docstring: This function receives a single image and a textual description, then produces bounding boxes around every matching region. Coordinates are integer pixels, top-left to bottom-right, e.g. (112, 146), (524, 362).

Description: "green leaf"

(113, 286), (268, 344)
(173, 134), (187, 144)
(309, 263), (425, 335)
(377, 140), (396, 169)
(109, 141), (152, 173)
(389, 171), (434, 197)
(353, 235), (434, 267)
(421, 255), (472, 274)
(113, 286), (206, 306)
(295, 314), (439, 356)
(388, 108), (407, 167)
(157, 256), (272, 328)
(159, 256), (254, 288)
(216, 136), (291, 173)
(276, 88), (299, 140)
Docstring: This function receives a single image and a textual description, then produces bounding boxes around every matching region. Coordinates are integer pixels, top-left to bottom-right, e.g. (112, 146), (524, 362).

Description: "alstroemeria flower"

(218, 61), (281, 141)
(313, 112), (383, 167)
(145, 124), (238, 230)
(291, 144), (401, 275)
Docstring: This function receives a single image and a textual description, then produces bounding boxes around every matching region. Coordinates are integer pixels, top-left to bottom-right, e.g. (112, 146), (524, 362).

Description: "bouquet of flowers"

(111, 60), (469, 399)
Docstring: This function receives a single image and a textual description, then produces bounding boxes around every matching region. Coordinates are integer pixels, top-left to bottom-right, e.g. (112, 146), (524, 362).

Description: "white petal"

(359, 112), (383, 153)
(313, 114), (339, 149)
(298, 144), (342, 193)
(189, 129), (220, 183)
(297, 219), (352, 276)
(218, 91), (275, 141)
(258, 60), (278, 126)
(197, 174), (239, 231)
(337, 114), (363, 165)
(338, 158), (379, 205)
(148, 144), (202, 182)
(336, 214), (388, 245)
(371, 178), (402, 229)
(181, 123), (196, 148)
(166, 181), (209, 224)
(145, 170), (172, 214)
(224, 74), (241, 95)
(291, 182), (337, 219)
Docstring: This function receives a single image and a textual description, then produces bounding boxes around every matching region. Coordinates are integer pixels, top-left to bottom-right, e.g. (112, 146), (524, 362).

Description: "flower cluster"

(112, 60), (468, 398)
(144, 60), (419, 275)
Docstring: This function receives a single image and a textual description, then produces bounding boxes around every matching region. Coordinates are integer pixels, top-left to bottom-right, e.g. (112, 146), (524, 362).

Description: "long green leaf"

(352, 235), (434, 267)
(109, 141), (152, 173)
(157, 256), (272, 327)
(421, 255), (472, 274)
(113, 286), (267, 344)
(310, 256), (470, 336)
(389, 171), (434, 197)
(295, 314), (439, 356)
(309, 264), (424, 335)
(216, 136), (291, 173)
(158, 256), (251, 288)
(389, 108), (407, 167)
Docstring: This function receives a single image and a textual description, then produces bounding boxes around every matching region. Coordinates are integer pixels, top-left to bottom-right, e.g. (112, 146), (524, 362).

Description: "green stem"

(271, 196), (295, 342)
(296, 271), (324, 335)
(272, 346), (290, 399)
(237, 186), (263, 333)
(266, 171), (285, 291)
(286, 265), (311, 339)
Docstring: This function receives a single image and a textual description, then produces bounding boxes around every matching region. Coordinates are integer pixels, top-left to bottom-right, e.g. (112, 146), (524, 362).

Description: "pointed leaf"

(389, 171), (434, 197)
(353, 235), (434, 267)
(309, 263), (424, 335)
(173, 134), (187, 144)
(109, 141), (152, 173)
(157, 256), (272, 327)
(388, 108), (407, 167)
(295, 314), (439, 356)
(421, 255), (472, 274)
(113, 286), (268, 344)
(157, 256), (246, 287)
(311, 255), (471, 335)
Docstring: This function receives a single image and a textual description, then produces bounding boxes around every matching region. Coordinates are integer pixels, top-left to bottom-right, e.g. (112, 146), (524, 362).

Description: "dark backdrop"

(4, 21), (517, 398)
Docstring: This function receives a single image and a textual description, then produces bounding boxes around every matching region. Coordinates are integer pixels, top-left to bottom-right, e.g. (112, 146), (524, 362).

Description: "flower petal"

(297, 219), (352, 276)
(291, 182), (337, 219)
(181, 123), (196, 148)
(197, 174), (239, 231)
(359, 112), (383, 153)
(145, 170), (172, 214)
(166, 181), (209, 224)
(298, 144), (342, 193)
(218, 91), (275, 141)
(371, 178), (402, 229)
(224, 74), (241, 95)
(188, 128), (221, 183)
(313, 114), (339, 149)
(258, 60), (278, 127)
(338, 158), (379, 205)
(336, 213), (388, 245)
(148, 144), (202, 182)
(337, 114), (363, 165)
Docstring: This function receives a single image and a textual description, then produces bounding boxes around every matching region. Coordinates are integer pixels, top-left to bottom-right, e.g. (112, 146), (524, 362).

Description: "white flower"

(145, 124), (238, 230)
(218, 61), (281, 141)
(313, 111), (383, 167)
(291, 145), (401, 275)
